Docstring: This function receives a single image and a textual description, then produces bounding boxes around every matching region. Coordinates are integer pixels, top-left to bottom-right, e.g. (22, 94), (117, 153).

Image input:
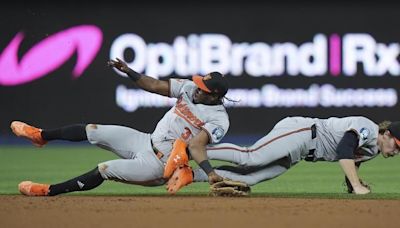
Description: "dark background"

(1, 1), (400, 143)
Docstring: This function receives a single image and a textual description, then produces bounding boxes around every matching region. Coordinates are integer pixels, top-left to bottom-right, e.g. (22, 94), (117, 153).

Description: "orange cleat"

(163, 138), (188, 179)
(166, 165), (193, 195)
(10, 121), (47, 147)
(18, 181), (50, 196)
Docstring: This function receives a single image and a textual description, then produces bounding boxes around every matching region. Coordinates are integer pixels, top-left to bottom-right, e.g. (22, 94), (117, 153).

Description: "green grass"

(1, 145), (400, 199)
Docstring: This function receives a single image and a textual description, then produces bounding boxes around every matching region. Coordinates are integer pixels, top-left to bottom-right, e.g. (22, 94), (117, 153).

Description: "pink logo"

(0, 25), (103, 86)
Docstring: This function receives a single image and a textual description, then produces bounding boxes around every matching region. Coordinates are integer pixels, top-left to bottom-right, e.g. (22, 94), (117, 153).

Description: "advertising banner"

(1, 4), (400, 141)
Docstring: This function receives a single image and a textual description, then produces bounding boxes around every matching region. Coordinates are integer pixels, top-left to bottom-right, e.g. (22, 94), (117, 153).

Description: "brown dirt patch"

(1, 195), (399, 228)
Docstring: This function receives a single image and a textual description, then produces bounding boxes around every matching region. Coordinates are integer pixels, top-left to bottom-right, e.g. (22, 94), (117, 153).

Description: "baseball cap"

(192, 72), (228, 97)
(388, 121), (400, 146)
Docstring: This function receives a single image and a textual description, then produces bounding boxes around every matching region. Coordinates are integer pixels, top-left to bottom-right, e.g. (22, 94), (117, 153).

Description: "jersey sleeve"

(202, 118), (230, 144)
(169, 78), (190, 98)
(346, 117), (376, 148)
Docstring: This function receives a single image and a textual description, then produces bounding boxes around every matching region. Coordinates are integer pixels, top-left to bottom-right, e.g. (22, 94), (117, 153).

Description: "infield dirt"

(1, 195), (399, 228)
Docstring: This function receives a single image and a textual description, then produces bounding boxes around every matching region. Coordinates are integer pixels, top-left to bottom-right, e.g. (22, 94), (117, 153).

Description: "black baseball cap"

(388, 121), (400, 146)
(192, 72), (228, 97)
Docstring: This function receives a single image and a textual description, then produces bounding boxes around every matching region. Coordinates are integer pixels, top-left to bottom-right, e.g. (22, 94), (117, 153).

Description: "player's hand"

(107, 58), (130, 73)
(208, 171), (223, 184)
(352, 184), (371, 195)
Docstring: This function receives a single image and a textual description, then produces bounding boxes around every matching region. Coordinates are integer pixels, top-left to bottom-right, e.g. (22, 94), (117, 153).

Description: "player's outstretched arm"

(188, 130), (223, 184)
(108, 58), (169, 96)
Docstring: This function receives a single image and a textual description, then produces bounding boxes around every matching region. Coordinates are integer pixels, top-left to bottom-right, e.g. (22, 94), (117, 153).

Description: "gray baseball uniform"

(197, 116), (379, 185)
(87, 79), (229, 186)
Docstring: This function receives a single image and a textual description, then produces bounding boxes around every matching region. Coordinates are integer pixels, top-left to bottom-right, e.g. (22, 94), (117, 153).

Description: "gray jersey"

(204, 116), (380, 186)
(207, 116), (379, 168)
(314, 116), (379, 162)
(87, 78), (229, 186)
(151, 79), (229, 157)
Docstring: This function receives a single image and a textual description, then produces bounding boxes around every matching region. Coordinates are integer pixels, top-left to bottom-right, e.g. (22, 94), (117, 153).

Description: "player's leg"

(54, 126), (164, 191)
(12, 122), (154, 159)
(206, 142), (252, 165)
(86, 126), (165, 185)
(18, 166), (104, 196)
(217, 165), (288, 186)
(206, 129), (303, 166)
(10, 122), (149, 159)
(10, 121), (87, 147)
(96, 156), (165, 186)
(207, 119), (313, 167)
(19, 149), (165, 196)
(193, 158), (290, 186)
(193, 165), (288, 186)
(42, 124), (88, 141)
(205, 125), (291, 166)
(17, 124), (164, 196)
(85, 124), (154, 159)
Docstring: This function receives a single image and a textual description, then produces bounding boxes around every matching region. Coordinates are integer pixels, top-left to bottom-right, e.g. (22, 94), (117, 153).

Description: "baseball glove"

(209, 179), (251, 197)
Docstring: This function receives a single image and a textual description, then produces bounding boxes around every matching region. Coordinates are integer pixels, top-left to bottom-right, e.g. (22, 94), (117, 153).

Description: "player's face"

(193, 88), (218, 104)
(381, 132), (400, 158)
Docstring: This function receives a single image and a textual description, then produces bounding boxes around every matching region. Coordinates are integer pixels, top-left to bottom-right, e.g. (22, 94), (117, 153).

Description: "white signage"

(110, 33), (400, 78)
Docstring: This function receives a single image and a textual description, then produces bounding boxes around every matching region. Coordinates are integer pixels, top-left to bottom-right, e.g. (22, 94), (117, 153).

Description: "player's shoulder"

(346, 116), (378, 139)
(348, 116), (376, 126)
(203, 105), (230, 125)
(178, 79), (195, 90)
(170, 78), (193, 86)
(171, 78), (195, 95)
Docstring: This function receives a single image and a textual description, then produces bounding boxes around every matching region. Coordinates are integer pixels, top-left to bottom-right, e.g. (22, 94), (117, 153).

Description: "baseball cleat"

(166, 165), (193, 194)
(163, 138), (188, 179)
(10, 121), (47, 147)
(18, 181), (50, 196)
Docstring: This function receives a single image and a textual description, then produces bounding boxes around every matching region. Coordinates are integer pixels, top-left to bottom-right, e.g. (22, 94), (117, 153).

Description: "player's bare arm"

(339, 159), (370, 194)
(336, 130), (370, 194)
(187, 130), (223, 184)
(344, 162), (371, 194)
(108, 58), (169, 97)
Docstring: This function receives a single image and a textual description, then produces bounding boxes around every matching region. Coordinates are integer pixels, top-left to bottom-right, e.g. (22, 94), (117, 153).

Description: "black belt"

(304, 124), (317, 162)
(150, 139), (164, 160)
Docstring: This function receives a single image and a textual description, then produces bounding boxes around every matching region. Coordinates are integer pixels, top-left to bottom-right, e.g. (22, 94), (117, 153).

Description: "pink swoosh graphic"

(0, 25), (103, 86)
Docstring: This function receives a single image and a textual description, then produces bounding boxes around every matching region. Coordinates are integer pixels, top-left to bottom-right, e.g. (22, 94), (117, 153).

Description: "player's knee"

(85, 124), (98, 136)
(97, 163), (109, 179)
(86, 124), (98, 131)
(239, 156), (259, 166)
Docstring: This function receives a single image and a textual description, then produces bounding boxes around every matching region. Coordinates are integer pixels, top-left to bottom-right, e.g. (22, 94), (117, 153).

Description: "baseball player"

(12, 58), (230, 196)
(190, 116), (400, 194)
